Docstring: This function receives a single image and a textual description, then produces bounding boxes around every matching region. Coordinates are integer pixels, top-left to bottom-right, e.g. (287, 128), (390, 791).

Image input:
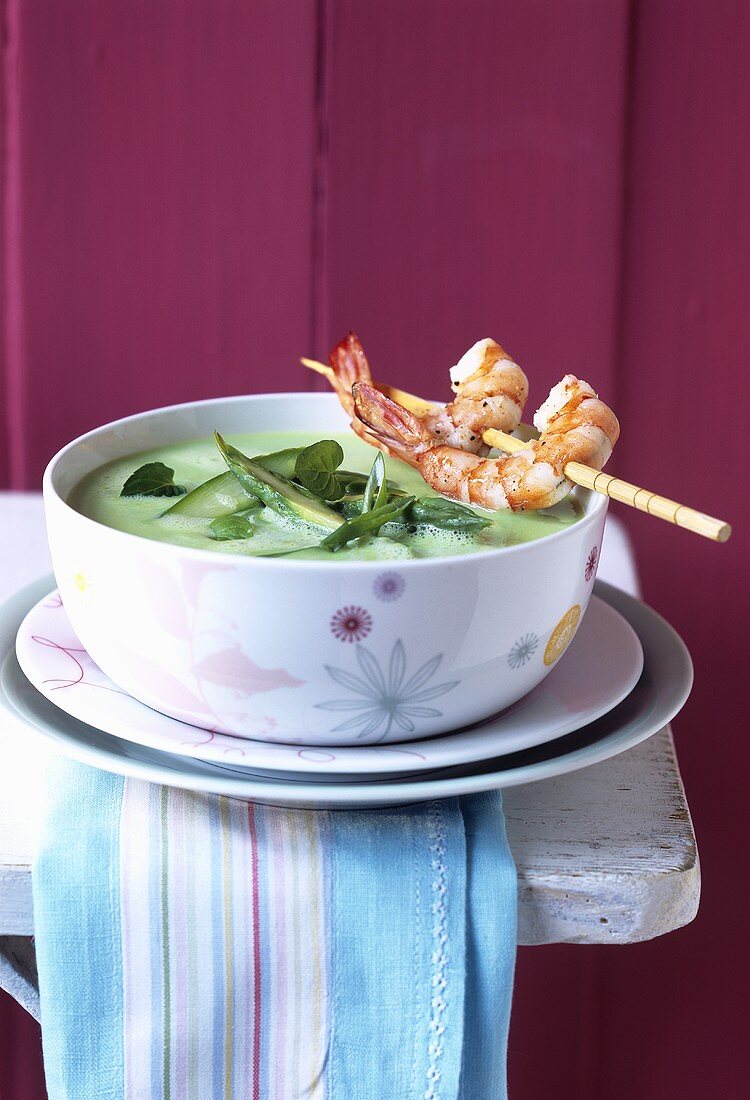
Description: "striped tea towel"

(32, 757), (516, 1099)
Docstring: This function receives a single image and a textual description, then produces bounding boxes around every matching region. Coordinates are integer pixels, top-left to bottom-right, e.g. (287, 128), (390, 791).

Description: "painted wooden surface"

(588, 5), (750, 1098)
(0, 728), (695, 944)
(0, 728), (700, 1029)
(321, 0), (629, 406)
(2, 0), (318, 489)
(0, 1), (747, 1098)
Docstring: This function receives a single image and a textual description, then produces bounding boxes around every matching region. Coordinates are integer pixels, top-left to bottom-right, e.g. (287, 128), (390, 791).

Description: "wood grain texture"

(321, 0), (630, 410)
(0, 0), (20, 490)
(0, 723), (698, 1041)
(508, 729), (699, 945)
(0, 726), (698, 948)
(5, 0), (319, 488)
(0, 0), (7, 487)
(596, 3), (750, 1097)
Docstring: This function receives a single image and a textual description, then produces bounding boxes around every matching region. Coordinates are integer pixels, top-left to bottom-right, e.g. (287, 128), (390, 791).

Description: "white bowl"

(43, 393), (607, 746)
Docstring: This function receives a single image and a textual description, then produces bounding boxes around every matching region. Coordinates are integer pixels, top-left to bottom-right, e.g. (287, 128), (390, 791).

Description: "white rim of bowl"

(43, 391), (608, 573)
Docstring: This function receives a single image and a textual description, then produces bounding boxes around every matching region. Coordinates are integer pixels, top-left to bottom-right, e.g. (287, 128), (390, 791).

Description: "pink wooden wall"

(1, 2), (748, 1097)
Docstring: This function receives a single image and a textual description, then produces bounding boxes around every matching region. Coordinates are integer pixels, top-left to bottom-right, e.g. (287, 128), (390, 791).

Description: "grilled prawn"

(352, 375), (620, 512)
(327, 332), (528, 452)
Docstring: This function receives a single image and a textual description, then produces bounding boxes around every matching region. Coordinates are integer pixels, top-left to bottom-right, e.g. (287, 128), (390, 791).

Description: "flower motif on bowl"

(316, 640), (459, 741)
(373, 572), (405, 602)
(507, 633), (539, 670)
(543, 605), (581, 666)
(330, 605), (373, 643)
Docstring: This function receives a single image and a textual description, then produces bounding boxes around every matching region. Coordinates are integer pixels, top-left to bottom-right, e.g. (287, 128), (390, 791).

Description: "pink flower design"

(330, 605), (373, 643)
(585, 545), (599, 582)
(194, 646), (303, 697)
(373, 572), (405, 602)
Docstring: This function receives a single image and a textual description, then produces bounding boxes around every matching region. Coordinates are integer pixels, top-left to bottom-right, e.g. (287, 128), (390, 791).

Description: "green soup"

(69, 431), (583, 561)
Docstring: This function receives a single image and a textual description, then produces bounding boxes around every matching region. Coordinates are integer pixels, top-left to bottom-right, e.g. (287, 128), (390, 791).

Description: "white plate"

(1, 578), (691, 808)
(15, 586), (643, 780)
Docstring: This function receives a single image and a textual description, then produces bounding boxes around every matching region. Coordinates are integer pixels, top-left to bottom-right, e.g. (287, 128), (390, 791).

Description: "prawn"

(352, 375), (620, 512)
(327, 332), (383, 448)
(327, 332), (529, 453)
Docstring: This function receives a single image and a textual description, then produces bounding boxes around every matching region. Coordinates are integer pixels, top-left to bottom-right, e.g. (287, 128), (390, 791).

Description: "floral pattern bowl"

(43, 393), (608, 745)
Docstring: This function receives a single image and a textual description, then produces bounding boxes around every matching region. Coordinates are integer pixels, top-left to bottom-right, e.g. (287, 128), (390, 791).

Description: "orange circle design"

(543, 604), (581, 666)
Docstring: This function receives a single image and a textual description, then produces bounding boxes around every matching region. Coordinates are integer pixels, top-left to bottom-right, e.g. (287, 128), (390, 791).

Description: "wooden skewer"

(301, 358), (436, 416)
(482, 429), (731, 542)
(301, 358), (732, 543)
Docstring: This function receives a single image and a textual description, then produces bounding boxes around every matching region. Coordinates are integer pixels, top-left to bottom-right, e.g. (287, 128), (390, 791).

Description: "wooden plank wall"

(1, 2), (748, 1098)
(323, 0), (629, 407)
(595, 3), (749, 1096)
(1, 0), (318, 488)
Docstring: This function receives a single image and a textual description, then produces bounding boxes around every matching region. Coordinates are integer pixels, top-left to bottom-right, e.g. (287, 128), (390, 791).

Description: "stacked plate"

(0, 576), (692, 808)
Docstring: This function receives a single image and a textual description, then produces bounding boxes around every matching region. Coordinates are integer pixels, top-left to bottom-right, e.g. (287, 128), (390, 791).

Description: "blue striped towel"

(32, 758), (516, 1099)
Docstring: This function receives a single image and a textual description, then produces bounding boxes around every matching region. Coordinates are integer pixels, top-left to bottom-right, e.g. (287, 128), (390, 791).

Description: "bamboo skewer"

(301, 359), (437, 417)
(482, 430), (731, 542)
(301, 358), (731, 543)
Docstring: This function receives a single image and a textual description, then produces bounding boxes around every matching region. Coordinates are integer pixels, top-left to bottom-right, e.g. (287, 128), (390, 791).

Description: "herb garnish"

(320, 495), (415, 551)
(209, 514), (254, 541)
(121, 462), (186, 498)
(122, 432), (494, 556)
(294, 440), (346, 500)
(215, 433), (341, 530)
(408, 497), (492, 532)
(361, 453), (389, 513)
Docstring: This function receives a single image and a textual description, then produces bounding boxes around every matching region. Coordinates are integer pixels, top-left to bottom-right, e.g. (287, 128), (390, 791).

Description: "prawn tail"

(328, 331), (373, 397)
(352, 382), (432, 460)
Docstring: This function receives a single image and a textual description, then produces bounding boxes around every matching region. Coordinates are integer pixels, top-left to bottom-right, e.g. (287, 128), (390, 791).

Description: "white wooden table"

(0, 494), (699, 1021)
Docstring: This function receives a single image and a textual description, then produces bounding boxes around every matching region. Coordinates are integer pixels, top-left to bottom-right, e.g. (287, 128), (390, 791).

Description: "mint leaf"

(410, 497), (492, 532)
(209, 514), (254, 541)
(121, 462), (186, 498)
(294, 440), (345, 500)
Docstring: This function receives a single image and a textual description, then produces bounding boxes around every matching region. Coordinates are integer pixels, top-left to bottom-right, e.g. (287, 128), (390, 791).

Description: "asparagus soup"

(70, 430), (583, 561)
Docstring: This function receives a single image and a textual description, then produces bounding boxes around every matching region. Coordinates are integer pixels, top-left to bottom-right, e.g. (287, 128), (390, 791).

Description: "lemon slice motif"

(543, 604), (581, 666)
